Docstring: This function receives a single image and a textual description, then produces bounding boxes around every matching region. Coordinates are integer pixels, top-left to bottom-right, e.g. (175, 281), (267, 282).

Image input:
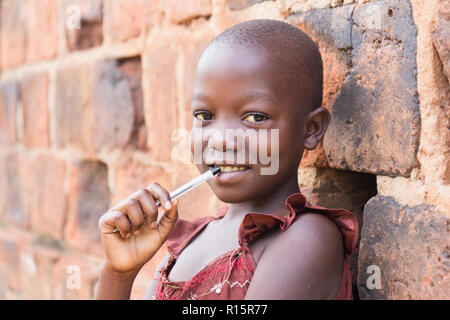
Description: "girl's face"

(189, 44), (307, 204)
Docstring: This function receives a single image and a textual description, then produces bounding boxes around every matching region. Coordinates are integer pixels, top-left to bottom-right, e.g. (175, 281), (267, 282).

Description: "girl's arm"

(244, 213), (344, 300)
(95, 264), (140, 300)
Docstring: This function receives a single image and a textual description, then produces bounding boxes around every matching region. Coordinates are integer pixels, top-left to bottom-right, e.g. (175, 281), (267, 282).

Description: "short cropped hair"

(205, 19), (323, 114)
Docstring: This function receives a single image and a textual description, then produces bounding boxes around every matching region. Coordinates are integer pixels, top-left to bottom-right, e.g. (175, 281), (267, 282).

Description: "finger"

(157, 198), (179, 238)
(99, 210), (131, 239)
(124, 198), (145, 235)
(146, 183), (172, 212)
(134, 189), (158, 229)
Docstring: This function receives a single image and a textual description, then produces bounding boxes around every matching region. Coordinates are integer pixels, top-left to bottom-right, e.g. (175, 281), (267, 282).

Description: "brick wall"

(0, 0), (448, 299)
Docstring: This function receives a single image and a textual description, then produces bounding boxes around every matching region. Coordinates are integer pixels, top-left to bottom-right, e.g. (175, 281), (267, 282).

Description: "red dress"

(154, 192), (359, 300)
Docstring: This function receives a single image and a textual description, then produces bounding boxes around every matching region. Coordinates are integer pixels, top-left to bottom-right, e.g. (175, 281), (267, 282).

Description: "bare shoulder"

(245, 213), (344, 300)
(283, 212), (344, 246)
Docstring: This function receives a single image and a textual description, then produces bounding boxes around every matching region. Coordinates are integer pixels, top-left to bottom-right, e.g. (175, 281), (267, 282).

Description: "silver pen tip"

(210, 166), (221, 176)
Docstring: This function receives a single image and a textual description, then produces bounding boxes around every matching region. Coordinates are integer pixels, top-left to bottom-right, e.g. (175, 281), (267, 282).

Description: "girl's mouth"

(208, 164), (251, 184)
(215, 165), (248, 172)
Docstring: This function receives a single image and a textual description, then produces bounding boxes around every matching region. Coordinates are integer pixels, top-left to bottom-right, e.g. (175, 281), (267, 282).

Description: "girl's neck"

(224, 174), (301, 222)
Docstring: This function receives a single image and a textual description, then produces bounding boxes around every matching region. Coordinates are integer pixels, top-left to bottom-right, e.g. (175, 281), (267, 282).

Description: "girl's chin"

(212, 190), (254, 204)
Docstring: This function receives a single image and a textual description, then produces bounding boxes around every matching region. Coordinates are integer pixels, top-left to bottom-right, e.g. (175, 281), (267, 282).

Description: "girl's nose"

(207, 129), (237, 152)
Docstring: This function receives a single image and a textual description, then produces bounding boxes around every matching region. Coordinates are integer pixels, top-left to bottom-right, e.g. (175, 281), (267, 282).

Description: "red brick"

(18, 243), (62, 299)
(144, 31), (179, 162)
(112, 162), (172, 206)
(19, 73), (50, 148)
(105, 0), (159, 42)
(161, 0), (212, 24)
(0, 0), (57, 68)
(0, 82), (19, 145)
(118, 57), (147, 150)
(0, 237), (21, 295)
(64, 160), (110, 256)
(92, 57), (146, 152)
(24, 0), (57, 62)
(62, 0), (103, 51)
(54, 64), (94, 152)
(0, 151), (30, 228)
(27, 154), (67, 241)
(0, 227), (34, 299)
(0, 0), (26, 69)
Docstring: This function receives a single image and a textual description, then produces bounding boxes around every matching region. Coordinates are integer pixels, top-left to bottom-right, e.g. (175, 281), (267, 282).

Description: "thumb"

(157, 198), (179, 238)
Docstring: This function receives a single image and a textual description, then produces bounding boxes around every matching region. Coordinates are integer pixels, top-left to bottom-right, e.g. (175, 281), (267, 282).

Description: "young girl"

(95, 19), (358, 300)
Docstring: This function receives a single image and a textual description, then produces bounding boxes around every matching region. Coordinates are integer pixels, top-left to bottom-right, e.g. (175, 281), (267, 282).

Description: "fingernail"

(134, 230), (140, 236)
(165, 201), (172, 210)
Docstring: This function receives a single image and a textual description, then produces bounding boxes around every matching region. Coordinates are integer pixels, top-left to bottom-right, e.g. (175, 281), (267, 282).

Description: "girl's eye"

(194, 112), (214, 121)
(243, 114), (269, 122)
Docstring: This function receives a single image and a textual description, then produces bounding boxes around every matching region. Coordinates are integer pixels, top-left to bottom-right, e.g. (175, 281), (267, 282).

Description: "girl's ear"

(303, 107), (330, 150)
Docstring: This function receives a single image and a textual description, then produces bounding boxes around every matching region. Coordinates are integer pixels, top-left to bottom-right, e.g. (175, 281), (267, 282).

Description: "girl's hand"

(98, 183), (178, 275)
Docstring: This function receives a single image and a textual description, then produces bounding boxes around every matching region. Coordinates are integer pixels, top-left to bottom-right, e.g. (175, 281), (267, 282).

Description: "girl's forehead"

(194, 48), (303, 115)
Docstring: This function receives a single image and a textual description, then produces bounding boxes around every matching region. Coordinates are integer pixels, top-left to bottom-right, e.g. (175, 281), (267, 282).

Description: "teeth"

(218, 165), (247, 172)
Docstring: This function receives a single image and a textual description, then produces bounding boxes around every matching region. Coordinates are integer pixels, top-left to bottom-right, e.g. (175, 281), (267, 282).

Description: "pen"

(111, 166), (221, 233)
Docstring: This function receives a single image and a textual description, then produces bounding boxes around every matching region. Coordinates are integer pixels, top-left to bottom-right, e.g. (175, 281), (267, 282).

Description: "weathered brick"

(104, 0), (158, 42)
(0, 0), (57, 68)
(289, 5), (354, 168)
(65, 160), (110, 255)
(27, 154), (66, 241)
(321, 0), (419, 177)
(286, 0), (331, 13)
(358, 195), (450, 299)
(0, 0), (26, 69)
(18, 243), (62, 299)
(0, 237), (21, 295)
(300, 167), (377, 297)
(0, 227), (34, 299)
(54, 64), (94, 152)
(92, 56), (146, 152)
(112, 162), (172, 207)
(161, 0), (212, 24)
(289, 4), (353, 51)
(62, 0), (103, 51)
(55, 58), (145, 153)
(0, 82), (19, 145)
(19, 73), (50, 148)
(144, 30), (179, 162)
(291, 1), (420, 175)
(0, 152), (29, 228)
(432, 0), (450, 83)
(24, 0), (58, 62)
(228, 0), (272, 10)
